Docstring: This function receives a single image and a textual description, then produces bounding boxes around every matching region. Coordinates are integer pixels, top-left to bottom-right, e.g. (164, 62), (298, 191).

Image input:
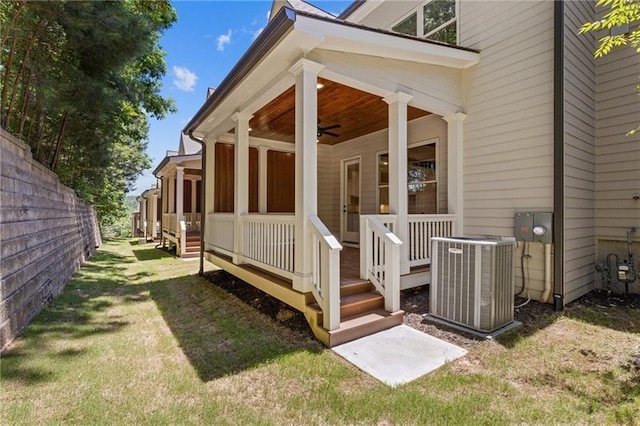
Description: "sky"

(130, 0), (354, 195)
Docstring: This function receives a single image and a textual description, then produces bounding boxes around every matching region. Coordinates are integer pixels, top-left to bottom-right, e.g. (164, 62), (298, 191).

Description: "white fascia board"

(294, 14), (479, 69)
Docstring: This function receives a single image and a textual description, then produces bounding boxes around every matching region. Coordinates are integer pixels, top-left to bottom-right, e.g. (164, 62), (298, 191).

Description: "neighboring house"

(152, 133), (203, 258)
(183, 0), (639, 346)
(137, 186), (162, 242)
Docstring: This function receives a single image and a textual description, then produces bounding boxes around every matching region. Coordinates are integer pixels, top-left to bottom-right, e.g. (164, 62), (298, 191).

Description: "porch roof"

(184, 7), (479, 139)
(152, 153), (202, 178)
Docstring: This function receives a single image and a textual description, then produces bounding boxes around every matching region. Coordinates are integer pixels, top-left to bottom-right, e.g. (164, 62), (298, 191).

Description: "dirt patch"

(203, 271), (314, 338)
(203, 270), (640, 348)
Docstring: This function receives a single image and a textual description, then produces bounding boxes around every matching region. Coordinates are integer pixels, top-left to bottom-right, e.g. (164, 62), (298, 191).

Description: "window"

(390, 0), (457, 45)
(407, 143), (437, 214)
(377, 142), (438, 214)
(392, 12), (417, 37)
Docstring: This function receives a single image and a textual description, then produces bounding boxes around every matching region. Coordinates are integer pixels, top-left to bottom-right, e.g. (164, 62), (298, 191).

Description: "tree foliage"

(580, 0), (640, 135)
(0, 0), (176, 229)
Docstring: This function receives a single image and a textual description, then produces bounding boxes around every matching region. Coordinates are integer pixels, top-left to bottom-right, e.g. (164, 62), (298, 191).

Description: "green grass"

(2, 240), (639, 425)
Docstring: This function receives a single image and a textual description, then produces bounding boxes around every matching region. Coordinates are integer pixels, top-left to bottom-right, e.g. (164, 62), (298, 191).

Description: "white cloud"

(217, 29), (232, 52)
(252, 27), (264, 40)
(172, 66), (197, 92)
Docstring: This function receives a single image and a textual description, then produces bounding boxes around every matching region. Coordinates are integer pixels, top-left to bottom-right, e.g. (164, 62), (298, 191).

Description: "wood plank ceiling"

(233, 78), (430, 145)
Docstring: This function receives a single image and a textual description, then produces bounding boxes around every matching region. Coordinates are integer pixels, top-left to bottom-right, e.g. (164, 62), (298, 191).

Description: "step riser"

(340, 281), (373, 298)
(341, 297), (384, 318)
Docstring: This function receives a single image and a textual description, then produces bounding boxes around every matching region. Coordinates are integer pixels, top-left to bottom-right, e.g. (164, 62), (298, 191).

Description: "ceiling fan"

(317, 119), (341, 138)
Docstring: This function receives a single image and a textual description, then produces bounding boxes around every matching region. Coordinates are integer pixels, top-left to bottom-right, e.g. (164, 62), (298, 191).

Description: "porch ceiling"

(239, 78), (431, 145)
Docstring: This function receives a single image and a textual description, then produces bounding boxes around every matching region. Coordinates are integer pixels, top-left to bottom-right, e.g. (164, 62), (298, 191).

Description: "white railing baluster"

(227, 214), (296, 279)
(360, 215), (402, 313)
(406, 214), (456, 268)
(309, 216), (342, 331)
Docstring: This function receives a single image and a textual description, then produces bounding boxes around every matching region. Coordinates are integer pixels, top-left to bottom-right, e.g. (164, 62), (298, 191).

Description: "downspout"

(553, 0), (565, 311)
(189, 131), (206, 276)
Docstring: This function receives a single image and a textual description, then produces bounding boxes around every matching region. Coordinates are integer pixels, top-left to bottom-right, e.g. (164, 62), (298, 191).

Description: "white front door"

(341, 157), (361, 244)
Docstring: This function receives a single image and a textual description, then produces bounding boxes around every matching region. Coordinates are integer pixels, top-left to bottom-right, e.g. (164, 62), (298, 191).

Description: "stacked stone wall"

(1, 130), (101, 352)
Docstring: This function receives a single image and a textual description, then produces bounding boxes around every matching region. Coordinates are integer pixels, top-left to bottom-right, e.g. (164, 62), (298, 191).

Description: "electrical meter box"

(515, 212), (553, 243)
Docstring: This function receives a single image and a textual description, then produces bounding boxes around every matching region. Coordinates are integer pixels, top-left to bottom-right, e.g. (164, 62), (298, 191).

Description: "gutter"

(183, 7), (296, 135)
(338, 0), (365, 20)
(189, 131), (206, 276)
(553, 0), (564, 311)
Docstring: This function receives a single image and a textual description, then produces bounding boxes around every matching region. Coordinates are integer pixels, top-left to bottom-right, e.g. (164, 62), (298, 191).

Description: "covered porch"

(187, 8), (478, 345)
(154, 154), (202, 258)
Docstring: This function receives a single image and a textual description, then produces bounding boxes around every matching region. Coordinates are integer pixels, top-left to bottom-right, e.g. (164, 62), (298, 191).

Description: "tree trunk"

(0, 2), (25, 48)
(50, 111), (68, 171)
(3, 15), (46, 129)
(0, 37), (18, 126)
(17, 71), (33, 138)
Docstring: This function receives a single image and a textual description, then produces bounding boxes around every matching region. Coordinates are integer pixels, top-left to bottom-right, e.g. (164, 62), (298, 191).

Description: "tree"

(579, 0), (640, 135)
(0, 1), (176, 229)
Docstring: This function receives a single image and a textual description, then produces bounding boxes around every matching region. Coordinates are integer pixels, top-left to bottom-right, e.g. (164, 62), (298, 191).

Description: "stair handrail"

(179, 215), (187, 257)
(309, 215), (342, 331)
(360, 215), (402, 312)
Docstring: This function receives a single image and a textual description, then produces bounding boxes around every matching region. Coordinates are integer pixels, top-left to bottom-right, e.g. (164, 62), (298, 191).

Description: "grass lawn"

(2, 239), (639, 425)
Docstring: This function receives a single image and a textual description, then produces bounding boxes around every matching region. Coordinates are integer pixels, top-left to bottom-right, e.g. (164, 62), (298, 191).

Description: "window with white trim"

(391, 0), (457, 45)
(377, 141), (438, 214)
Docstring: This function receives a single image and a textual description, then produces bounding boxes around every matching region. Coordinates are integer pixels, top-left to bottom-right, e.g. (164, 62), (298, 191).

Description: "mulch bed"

(203, 270), (640, 348)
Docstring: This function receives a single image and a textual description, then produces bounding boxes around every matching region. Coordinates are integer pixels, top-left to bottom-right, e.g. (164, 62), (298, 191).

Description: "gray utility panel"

(514, 212), (553, 244)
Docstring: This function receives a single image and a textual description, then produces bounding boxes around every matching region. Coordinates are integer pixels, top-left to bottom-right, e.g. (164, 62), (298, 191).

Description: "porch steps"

(306, 280), (404, 347)
(182, 234), (201, 258)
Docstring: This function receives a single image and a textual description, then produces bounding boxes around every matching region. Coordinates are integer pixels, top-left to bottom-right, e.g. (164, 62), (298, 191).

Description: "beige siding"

(317, 144), (333, 229)
(595, 31), (640, 290)
(461, 0), (554, 237)
(460, 1), (554, 300)
(563, 1), (597, 302)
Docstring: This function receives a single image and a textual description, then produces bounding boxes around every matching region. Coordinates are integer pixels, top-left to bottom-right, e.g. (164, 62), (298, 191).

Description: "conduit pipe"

(542, 243), (552, 303)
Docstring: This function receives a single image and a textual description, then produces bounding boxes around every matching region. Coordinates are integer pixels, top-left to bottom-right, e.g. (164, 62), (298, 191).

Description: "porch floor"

(340, 246), (363, 286)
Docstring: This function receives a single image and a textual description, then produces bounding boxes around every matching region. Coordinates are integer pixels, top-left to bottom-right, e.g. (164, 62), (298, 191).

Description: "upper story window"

(391, 0), (457, 45)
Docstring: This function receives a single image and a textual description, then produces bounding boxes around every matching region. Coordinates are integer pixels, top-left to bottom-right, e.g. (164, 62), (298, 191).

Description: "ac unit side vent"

(430, 237), (515, 333)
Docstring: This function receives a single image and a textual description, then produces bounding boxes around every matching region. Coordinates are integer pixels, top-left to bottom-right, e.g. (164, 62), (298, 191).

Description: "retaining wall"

(1, 130), (101, 352)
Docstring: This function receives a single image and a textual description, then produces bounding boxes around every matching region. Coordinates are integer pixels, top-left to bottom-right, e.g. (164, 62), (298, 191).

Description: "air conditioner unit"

(430, 237), (515, 333)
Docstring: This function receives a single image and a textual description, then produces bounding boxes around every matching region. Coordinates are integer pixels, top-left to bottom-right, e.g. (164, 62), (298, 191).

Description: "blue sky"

(131, 0), (353, 195)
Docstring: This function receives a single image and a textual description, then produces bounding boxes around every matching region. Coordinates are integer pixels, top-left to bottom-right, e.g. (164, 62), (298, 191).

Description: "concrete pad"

(332, 325), (467, 387)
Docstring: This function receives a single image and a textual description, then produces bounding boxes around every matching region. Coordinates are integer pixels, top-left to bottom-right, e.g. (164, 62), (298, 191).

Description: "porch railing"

(360, 215), (401, 312)
(163, 213), (177, 234)
(407, 214), (456, 267)
(309, 216), (342, 330)
(207, 213), (234, 256)
(185, 212), (201, 232)
(241, 214), (295, 278)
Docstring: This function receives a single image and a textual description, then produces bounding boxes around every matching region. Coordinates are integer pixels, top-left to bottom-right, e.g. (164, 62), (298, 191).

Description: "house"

(152, 133), (203, 258)
(183, 0), (639, 345)
(137, 186), (162, 242)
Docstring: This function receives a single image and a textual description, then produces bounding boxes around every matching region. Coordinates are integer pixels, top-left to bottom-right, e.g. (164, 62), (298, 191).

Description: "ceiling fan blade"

(323, 131), (340, 137)
(320, 124), (341, 131)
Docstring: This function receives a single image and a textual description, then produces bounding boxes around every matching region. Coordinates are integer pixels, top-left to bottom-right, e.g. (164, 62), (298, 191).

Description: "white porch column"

(384, 92), (412, 276)
(176, 166), (184, 231)
(290, 59), (323, 292)
(140, 198), (147, 240)
(151, 192), (158, 238)
(443, 112), (466, 236)
(232, 111), (253, 264)
(258, 145), (268, 214)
